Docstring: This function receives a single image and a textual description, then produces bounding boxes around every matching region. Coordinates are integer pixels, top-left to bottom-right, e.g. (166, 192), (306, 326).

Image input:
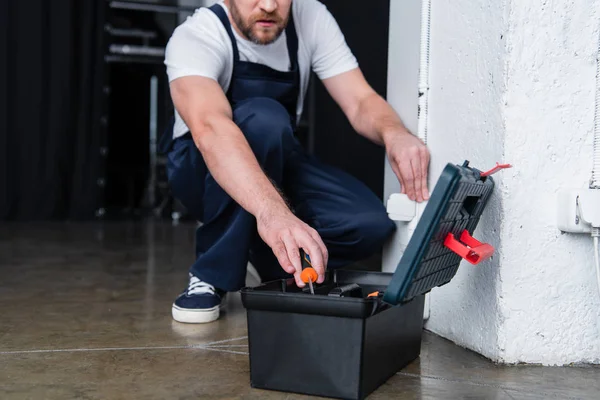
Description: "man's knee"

(232, 97), (294, 153)
(349, 211), (396, 257)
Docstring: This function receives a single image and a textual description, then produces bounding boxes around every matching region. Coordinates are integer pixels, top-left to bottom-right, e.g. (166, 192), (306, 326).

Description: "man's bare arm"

(321, 69), (405, 145)
(169, 76), (328, 284)
(322, 69), (430, 202)
(170, 76), (288, 220)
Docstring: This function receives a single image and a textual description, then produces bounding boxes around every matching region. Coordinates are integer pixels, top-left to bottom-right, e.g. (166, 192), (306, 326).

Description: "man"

(162, 0), (430, 324)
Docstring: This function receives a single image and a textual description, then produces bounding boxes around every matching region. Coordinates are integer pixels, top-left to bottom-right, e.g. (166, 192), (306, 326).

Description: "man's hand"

(384, 132), (430, 202)
(256, 206), (328, 288)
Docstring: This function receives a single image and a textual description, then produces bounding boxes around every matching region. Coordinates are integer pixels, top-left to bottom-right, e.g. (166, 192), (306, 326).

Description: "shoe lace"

(187, 275), (216, 296)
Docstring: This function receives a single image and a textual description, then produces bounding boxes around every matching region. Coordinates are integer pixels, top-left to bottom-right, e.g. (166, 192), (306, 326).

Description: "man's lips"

(256, 20), (276, 27)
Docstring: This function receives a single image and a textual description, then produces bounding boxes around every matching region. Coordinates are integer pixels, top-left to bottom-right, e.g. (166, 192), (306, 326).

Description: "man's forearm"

(351, 92), (412, 146)
(192, 116), (289, 219)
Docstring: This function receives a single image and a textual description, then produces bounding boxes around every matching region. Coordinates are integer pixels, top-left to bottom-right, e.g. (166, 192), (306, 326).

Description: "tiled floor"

(1, 221), (599, 399)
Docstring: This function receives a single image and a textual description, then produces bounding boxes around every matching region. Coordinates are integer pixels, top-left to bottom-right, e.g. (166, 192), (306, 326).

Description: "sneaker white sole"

(171, 304), (220, 324)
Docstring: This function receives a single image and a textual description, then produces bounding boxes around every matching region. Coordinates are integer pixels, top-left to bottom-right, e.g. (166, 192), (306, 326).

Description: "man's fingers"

(296, 232), (325, 282)
(420, 147), (430, 200)
(411, 157), (424, 202)
(282, 233), (303, 287)
(391, 161), (406, 195)
(399, 158), (416, 201)
(307, 229), (328, 280)
(273, 242), (295, 276)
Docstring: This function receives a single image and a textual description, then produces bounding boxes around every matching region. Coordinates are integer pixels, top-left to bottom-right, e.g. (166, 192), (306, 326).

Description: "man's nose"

(258, 0), (277, 13)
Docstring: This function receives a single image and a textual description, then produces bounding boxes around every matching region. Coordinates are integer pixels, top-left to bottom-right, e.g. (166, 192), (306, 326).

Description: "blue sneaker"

(172, 274), (226, 323)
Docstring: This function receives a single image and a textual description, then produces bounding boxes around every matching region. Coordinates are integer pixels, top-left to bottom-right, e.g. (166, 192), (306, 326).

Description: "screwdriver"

(299, 249), (317, 295)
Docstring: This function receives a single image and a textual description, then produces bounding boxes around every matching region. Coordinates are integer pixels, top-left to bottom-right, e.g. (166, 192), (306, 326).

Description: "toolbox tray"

(241, 269), (393, 318)
(241, 161), (497, 400)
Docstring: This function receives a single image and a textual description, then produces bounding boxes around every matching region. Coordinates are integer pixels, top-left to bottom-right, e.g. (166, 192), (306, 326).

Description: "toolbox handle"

(444, 230), (494, 265)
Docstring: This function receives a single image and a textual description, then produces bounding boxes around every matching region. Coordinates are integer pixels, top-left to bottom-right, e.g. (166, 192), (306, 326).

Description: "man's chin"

(250, 29), (281, 45)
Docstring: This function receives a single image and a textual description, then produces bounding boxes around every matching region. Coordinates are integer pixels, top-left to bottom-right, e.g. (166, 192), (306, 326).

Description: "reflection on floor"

(1, 222), (599, 399)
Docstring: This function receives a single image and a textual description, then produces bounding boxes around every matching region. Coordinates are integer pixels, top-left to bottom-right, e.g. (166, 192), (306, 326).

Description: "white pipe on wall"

(417, 0), (431, 145)
(591, 28), (600, 189)
(415, 0), (432, 321)
(409, 0), (432, 235)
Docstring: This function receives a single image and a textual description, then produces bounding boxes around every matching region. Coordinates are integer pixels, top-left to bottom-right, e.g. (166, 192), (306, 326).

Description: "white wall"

(420, 0), (509, 362)
(386, 0), (600, 365)
(499, 0), (600, 365)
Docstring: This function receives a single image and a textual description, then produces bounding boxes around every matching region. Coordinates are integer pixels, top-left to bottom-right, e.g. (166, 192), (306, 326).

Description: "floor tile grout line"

(0, 345), (249, 356)
(503, 389), (517, 400)
(200, 347), (249, 356)
(396, 372), (581, 400)
(202, 336), (248, 346)
(0, 345), (205, 355)
(0, 336), (249, 356)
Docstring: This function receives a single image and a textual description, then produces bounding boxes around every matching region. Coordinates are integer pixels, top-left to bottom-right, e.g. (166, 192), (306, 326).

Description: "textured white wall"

(384, 0), (508, 359)
(421, 0), (509, 362)
(500, 0), (600, 365)
(386, 0), (600, 365)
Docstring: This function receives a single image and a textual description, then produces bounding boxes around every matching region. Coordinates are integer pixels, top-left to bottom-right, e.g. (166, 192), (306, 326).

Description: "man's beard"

(230, 1), (288, 45)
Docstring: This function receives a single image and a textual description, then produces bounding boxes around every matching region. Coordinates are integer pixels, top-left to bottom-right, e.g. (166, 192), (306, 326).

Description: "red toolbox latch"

(444, 230), (494, 265)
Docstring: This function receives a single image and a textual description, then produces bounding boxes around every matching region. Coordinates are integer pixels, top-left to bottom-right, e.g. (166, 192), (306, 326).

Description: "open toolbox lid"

(383, 160), (504, 306)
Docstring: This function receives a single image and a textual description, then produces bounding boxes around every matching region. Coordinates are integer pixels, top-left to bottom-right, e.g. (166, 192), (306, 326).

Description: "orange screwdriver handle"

(300, 250), (318, 284)
(301, 267), (318, 284)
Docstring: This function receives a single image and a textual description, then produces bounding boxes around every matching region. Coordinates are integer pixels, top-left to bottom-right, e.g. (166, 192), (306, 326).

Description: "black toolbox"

(241, 161), (498, 399)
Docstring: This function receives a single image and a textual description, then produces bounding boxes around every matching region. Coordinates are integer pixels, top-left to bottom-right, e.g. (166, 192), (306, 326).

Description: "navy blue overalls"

(160, 3), (395, 292)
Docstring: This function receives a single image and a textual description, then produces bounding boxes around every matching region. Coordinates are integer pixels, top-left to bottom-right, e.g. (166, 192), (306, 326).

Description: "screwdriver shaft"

(308, 278), (315, 295)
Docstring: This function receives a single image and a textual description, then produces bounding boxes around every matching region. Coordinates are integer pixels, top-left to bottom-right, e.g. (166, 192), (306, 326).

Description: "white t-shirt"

(164, 0), (358, 138)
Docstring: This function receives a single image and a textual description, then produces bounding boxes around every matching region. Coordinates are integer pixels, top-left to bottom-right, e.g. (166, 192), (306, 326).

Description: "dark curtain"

(0, 0), (105, 220)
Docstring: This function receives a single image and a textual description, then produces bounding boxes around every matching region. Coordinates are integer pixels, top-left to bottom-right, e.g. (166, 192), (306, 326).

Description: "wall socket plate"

(386, 193), (417, 222)
(557, 188), (600, 233)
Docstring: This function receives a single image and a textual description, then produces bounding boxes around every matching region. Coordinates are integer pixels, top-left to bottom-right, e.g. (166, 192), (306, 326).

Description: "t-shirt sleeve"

(164, 10), (229, 84)
(305, 1), (359, 80)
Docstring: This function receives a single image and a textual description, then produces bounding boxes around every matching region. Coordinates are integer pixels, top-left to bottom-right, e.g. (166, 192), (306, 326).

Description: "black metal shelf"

(95, 0), (181, 220)
(104, 54), (164, 65)
(106, 25), (158, 40)
(108, 0), (199, 14)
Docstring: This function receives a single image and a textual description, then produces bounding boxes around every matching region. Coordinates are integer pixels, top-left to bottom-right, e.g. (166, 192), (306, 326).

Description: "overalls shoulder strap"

(209, 4), (241, 63)
(284, 8), (298, 67)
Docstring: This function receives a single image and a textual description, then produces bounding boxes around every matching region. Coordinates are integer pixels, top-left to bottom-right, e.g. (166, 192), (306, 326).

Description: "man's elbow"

(190, 114), (234, 155)
(349, 92), (378, 129)
(189, 116), (218, 153)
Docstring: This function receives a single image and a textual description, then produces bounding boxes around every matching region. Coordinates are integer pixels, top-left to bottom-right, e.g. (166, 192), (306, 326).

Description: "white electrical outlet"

(557, 189), (600, 233)
(386, 193), (417, 222)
